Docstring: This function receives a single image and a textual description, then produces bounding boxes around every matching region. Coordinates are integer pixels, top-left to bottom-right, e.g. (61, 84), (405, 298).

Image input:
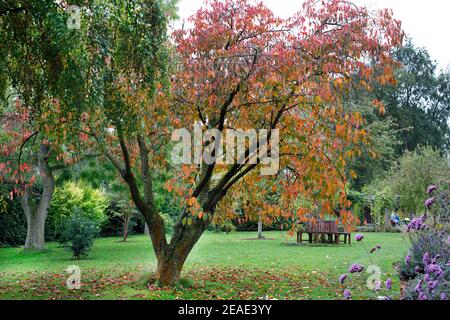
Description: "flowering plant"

(400, 185), (449, 300)
(339, 234), (394, 300)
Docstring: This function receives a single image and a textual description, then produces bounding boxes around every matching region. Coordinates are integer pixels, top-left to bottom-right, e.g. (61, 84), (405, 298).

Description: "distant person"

(390, 212), (400, 226)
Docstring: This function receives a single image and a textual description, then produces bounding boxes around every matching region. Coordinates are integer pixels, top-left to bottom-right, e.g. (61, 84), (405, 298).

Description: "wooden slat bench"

(296, 220), (351, 244)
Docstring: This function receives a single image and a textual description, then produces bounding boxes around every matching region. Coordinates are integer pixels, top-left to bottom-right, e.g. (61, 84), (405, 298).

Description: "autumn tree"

(0, 101), (52, 250)
(0, 0), (98, 250)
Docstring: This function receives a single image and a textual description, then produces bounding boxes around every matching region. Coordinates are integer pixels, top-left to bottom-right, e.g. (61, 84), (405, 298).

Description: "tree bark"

(20, 144), (55, 250)
(123, 218), (129, 242)
(157, 218), (206, 286)
(156, 253), (185, 286)
(257, 216), (264, 239)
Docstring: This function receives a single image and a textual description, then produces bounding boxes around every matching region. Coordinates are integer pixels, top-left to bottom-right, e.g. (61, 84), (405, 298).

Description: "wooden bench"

(296, 220), (351, 244)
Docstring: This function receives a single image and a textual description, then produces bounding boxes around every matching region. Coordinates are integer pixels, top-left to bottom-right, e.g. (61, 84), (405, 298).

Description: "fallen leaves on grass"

(0, 266), (398, 300)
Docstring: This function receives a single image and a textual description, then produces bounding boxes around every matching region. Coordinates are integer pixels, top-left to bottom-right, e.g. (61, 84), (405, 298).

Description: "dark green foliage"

(101, 203), (130, 237)
(210, 220), (237, 233)
(59, 208), (100, 259)
(350, 114), (401, 189)
(0, 189), (26, 247)
(228, 219), (289, 232)
(374, 40), (450, 154)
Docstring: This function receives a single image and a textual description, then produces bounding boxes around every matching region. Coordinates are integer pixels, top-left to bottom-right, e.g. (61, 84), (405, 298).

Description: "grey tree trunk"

(20, 144), (55, 250)
(144, 223), (149, 235)
(257, 216), (264, 239)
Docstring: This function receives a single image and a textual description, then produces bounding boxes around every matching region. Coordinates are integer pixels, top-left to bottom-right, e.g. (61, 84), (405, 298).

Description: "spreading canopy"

(164, 0), (403, 227)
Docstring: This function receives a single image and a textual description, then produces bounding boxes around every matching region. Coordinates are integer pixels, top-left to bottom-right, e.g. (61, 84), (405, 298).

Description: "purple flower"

(414, 280), (423, 293)
(424, 197), (435, 208)
(425, 263), (443, 278)
(385, 278), (392, 290)
(427, 280), (438, 293)
(415, 266), (422, 273)
(405, 255), (411, 265)
(343, 289), (351, 299)
(355, 234), (364, 242)
(339, 274), (348, 284)
(418, 292), (428, 300)
(441, 292), (447, 300)
(422, 252), (431, 266)
(406, 216), (427, 232)
(424, 274), (431, 282)
(426, 185), (437, 194)
(349, 263), (364, 273)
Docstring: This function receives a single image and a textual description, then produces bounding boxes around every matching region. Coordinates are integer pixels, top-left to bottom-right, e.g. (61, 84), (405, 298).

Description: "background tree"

(0, 0), (94, 250)
(375, 146), (449, 215)
(344, 94), (402, 189)
(110, 197), (138, 242)
(374, 40), (450, 154)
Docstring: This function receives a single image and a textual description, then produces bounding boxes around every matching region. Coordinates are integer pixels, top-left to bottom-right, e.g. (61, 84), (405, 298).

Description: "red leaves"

(0, 101), (38, 191)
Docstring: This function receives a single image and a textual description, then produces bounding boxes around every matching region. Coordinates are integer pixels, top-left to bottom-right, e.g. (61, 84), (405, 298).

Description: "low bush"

(48, 181), (107, 240)
(402, 252), (449, 300)
(399, 231), (449, 280)
(59, 209), (100, 259)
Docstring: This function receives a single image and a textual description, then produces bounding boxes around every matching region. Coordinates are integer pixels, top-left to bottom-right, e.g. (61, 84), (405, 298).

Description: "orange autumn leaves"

(163, 0), (402, 227)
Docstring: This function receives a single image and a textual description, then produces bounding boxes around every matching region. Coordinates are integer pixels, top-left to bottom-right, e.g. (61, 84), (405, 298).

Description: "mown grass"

(0, 231), (408, 300)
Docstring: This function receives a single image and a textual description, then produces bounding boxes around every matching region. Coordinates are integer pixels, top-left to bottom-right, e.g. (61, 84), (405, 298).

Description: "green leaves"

(374, 40), (450, 153)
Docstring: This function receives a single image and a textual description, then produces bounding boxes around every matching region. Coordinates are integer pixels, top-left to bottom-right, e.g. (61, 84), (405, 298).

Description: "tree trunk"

(21, 191), (46, 250)
(144, 222), (149, 235)
(257, 216), (264, 239)
(123, 218), (129, 242)
(156, 254), (185, 286)
(155, 213), (207, 286)
(20, 143), (55, 251)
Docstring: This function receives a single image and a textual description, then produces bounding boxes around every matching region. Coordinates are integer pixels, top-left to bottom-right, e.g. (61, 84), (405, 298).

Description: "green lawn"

(0, 231), (408, 300)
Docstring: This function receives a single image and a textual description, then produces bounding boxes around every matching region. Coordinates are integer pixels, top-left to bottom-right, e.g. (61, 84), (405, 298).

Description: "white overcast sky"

(174, 0), (450, 70)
